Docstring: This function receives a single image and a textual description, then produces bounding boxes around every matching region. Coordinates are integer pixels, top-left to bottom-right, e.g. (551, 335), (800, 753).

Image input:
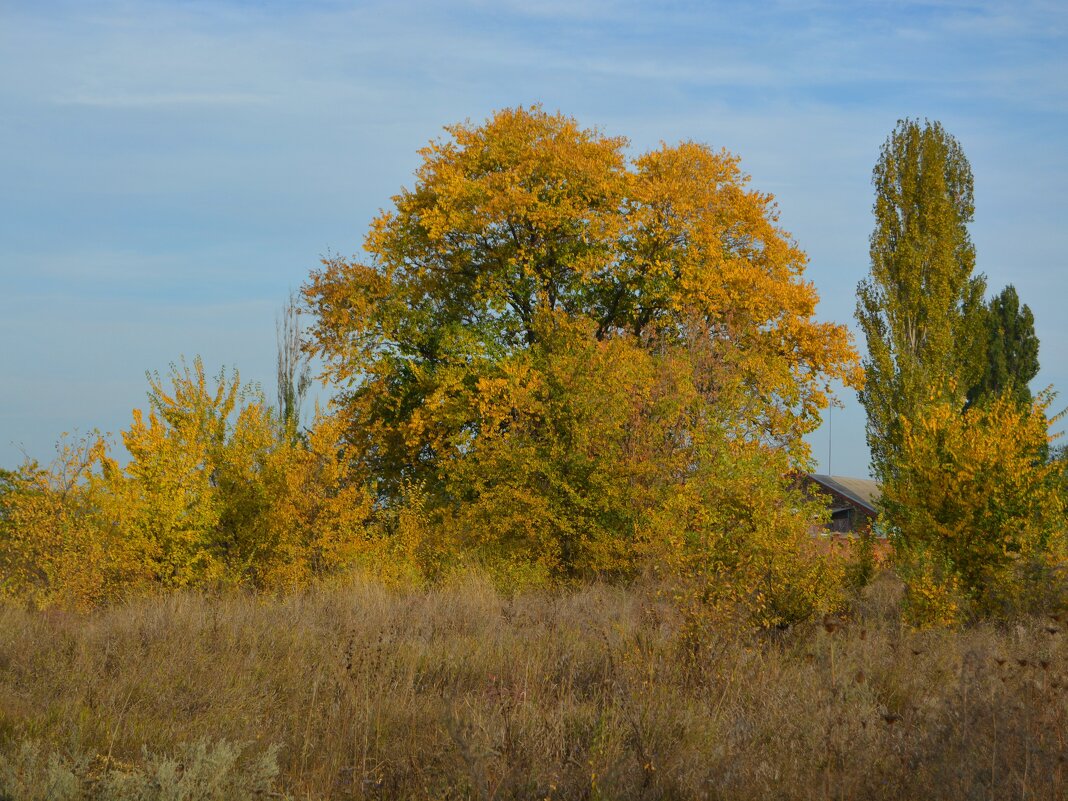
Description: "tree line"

(1, 107), (1063, 627)
(857, 118), (1062, 624)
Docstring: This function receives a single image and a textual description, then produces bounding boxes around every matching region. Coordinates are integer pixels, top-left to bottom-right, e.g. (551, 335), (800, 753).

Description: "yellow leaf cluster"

(885, 389), (1066, 624)
(0, 359), (373, 608)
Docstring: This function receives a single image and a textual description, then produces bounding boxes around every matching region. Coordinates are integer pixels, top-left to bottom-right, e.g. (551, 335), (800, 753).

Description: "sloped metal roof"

(807, 474), (881, 515)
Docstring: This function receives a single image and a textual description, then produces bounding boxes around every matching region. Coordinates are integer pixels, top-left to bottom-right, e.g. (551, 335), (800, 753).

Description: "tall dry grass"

(1, 571), (1066, 800)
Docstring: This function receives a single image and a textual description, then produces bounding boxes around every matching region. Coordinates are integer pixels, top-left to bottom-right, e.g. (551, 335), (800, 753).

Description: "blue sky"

(2, 0), (1066, 477)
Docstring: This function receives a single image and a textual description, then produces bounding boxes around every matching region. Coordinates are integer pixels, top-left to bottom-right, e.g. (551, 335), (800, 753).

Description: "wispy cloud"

(58, 91), (273, 108)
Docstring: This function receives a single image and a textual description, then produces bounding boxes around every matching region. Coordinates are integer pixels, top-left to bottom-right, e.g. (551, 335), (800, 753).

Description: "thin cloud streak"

(57, 92), (274, 108)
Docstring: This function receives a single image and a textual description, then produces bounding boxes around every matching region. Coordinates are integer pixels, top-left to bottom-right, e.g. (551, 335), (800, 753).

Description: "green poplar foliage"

(856, 119), (986, 482)
(967, 284), (1040, 408)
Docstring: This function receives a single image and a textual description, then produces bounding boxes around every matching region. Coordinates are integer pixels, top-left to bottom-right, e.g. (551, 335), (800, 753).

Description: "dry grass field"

(1, 571), (1067, 800)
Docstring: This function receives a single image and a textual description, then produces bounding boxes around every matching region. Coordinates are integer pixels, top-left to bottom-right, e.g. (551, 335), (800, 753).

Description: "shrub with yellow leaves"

(647, 429), (846, 637)
(437, 316), (670, 583)
(0, 358), (376, 608)
(884, 389), (1067, 625)
(0, 436), (145, 610)
(253, 411), (375, 589)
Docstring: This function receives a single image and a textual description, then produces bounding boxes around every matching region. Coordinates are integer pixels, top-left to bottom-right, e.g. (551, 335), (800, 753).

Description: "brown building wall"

(802, 477), (877, 535)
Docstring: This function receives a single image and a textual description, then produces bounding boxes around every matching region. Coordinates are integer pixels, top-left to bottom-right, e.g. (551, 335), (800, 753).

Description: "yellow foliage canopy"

(884, 390), (1066, 623)
(302, 106), (861, 613)
(307, 109), (861, 483)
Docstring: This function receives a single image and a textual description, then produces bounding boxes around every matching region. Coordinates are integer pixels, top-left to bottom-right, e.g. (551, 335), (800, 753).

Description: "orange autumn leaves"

(305, 106), (862, 483)
(299, 106), (862, 620)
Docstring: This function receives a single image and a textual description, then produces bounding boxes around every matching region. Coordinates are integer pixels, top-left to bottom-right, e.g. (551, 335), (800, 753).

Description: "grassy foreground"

(1, 573), (1067, 800)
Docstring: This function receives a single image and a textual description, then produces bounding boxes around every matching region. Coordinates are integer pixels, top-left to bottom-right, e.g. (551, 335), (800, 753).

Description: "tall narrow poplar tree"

(856, 119), (986, 482)
(276, 289), (312, 442)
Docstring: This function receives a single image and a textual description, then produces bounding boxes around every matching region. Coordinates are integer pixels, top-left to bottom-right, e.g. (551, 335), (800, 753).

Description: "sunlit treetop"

(306, 106), (862, 483)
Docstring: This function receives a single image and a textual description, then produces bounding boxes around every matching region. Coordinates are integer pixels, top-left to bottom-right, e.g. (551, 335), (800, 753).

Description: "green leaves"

(857, 119), (987, 483)
(967, 284), (1041, 408)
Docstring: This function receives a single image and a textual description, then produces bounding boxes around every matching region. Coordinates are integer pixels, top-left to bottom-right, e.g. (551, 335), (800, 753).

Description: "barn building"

(804, 474), (880, 534)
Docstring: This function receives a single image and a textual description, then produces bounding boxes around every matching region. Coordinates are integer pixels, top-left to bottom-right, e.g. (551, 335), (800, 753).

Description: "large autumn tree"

(305, 107), (861, 594)
(856, 119), (987, 483)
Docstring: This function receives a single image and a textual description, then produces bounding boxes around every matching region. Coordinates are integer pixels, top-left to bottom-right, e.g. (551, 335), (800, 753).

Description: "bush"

(884, 390), (1067, 625)
(0, 740), (283, 801)
(0, 360), (375, 608)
